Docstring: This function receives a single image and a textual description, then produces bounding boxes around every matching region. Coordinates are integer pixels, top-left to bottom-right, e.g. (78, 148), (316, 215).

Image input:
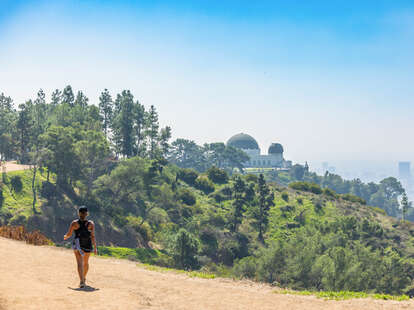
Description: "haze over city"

(1, 0), (414, 167)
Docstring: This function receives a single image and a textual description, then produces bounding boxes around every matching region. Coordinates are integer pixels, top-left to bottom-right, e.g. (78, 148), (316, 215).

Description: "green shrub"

(195, 176), (215, 194)
(323, 188), (338, 198)
(178, 188), (196, 206)
(169, 228), (199, 270)
(309, 183), (322, 194)
(244, 174), (258, 183)
(233, 256), (257, 279)
(297, 197), (303, 205)
(207, 166), (229, 184)
(289, 181), (309, 191)
(289, 181), (322, 195)
(10, 175), (23, 192)
(342, 194), (366, 205)
(177, 169), (199, 186)
(281, 192), (289, 202)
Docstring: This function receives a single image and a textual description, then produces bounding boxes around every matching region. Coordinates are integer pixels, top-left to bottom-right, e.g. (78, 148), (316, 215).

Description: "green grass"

(275, 290), (410, 301)
(97, 245), (171, 265)
(97, 245), (216, 279)
(1, 170), (47, 220)
(140, 263), (216, 279)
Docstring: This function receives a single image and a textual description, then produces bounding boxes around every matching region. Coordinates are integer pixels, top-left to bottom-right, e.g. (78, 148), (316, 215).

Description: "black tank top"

(74, 219), (91, 241)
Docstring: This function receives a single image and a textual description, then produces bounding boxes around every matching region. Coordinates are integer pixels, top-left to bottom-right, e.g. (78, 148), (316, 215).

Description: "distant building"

(227, 133), (292, 168)
(399, 162), (411, 180)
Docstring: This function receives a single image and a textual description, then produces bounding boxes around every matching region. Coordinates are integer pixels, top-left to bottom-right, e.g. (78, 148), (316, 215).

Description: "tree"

(74, 91), (89, 108)
(112, 91), (135, 157)
(170, 228), (199, 270)
(400, 192), (411, 222)
(98, 89), (113, 138)
(132, 101), (146, 156)
(0, 92), (17, 160)
(146, 105), (159, 159)
(75, 130), (110, 196)
(159, 126), (172, 158)
(253, 174), (274, 242)
(17, 101), (34, 163)
(290, 164), (306, 181)
(40, 126), (80, 187)
(62, 85), (75, 107)
(230, 176), (247, 233)
(50, 89), (62, 106)
(168, 139), (207, 171)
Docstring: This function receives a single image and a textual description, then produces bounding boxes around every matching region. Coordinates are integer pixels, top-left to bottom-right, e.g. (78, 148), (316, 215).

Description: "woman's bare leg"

(74, 250), (84, 283)
(83, 252), (91, 283)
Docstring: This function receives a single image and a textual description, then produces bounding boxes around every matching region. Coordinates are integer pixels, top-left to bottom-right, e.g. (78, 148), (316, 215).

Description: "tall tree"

(98, 89), (113, 138)
(74, 91), (89, 108)
(400, 192), (411, 222)
(112, 91), (135, 157)
(50, 89), (62, 106)
(62, 85), (75, 107)
(0, 93), (16, 160)
(132, 101), (146, 156)
(17, 101), (34, 163)
(253, 174), (274, 242)
(230, 176), (246, 233)
(146, 105), (159, 159)
(159, 126), (172, 158)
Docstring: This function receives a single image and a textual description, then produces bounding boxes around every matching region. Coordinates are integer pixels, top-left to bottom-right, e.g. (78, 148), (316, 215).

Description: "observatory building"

(227, 133), (292, 168)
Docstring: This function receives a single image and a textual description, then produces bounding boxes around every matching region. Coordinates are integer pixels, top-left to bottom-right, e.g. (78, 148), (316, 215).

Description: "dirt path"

(0, 237), (412, 310)
(1, 161), (30, 172)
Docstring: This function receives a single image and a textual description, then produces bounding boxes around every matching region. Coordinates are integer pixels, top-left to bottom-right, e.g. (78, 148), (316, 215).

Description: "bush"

(244, 174), (258, 183)
(178, 188), (197, 206)
(309, 183), (322, 195)
(170, 228), (199, 270)
(177, 169), (199, 186)
(10, 175), (23, 193)
(342, 194), (366, 205)
(289, 181), (322, 195)
(281, 192), (289, 202)
(195, 176), (215, 194)
(207, 166), (229, 184)
(233, 256), (257, 279)
(323, 188), (338, 198)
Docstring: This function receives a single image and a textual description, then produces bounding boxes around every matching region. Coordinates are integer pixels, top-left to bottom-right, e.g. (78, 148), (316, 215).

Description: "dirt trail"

(0, 237), (413, 310)
(1, 161), (30, 172)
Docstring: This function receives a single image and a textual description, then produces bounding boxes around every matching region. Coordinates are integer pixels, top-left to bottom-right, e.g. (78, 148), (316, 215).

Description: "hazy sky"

(1, 0), (414, 164)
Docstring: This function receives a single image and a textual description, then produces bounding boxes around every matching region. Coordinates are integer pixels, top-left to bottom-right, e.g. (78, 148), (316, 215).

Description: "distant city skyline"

(1, 1), (414, 163)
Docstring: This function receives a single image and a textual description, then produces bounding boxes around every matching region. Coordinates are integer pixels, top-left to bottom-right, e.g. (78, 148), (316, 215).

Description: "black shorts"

(72, 238), (93, 252)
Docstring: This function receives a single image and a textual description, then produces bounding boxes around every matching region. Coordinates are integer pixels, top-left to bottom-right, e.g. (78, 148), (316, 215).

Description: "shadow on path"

(68, 285), (100, 292)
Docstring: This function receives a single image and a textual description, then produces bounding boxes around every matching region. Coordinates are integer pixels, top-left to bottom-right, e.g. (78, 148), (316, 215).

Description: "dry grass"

(0, 225), (52, 246)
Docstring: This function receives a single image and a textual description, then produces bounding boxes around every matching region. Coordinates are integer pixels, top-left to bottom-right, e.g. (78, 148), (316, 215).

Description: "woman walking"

(64, 206), (97, 288)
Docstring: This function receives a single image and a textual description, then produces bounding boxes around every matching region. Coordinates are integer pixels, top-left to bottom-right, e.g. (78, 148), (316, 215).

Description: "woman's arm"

(63, 221), (75, 240)
(90, 221), (98, 255)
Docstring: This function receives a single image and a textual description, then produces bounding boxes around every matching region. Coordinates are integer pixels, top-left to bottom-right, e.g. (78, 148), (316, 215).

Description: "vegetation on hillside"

(1, 87), (414, 296)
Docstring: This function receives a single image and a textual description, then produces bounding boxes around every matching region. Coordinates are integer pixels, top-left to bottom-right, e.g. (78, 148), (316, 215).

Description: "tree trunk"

(32, 165), (37, 214)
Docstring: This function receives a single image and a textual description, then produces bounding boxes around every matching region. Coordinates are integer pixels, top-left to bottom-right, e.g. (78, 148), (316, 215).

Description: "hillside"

(2, 159), (414, 296)
(1, 237), (413, 310)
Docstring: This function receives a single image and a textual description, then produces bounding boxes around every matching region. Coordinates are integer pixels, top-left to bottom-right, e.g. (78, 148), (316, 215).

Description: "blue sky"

(1, 0), (414, 164)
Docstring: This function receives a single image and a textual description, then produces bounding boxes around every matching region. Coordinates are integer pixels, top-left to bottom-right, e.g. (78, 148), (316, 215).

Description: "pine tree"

(231, 176), (246, 233)
(256, 174), (274, 242)
(401, 192), (411, 222)
(74, 91), (89, 108)
(98, 89), (113, 138)
(17, 101), (34, 163)
(146, 105), (159, 159)
(51, 89), (62, 106)
(133, 101), (146, 156)
(62, 85), (75, 107)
